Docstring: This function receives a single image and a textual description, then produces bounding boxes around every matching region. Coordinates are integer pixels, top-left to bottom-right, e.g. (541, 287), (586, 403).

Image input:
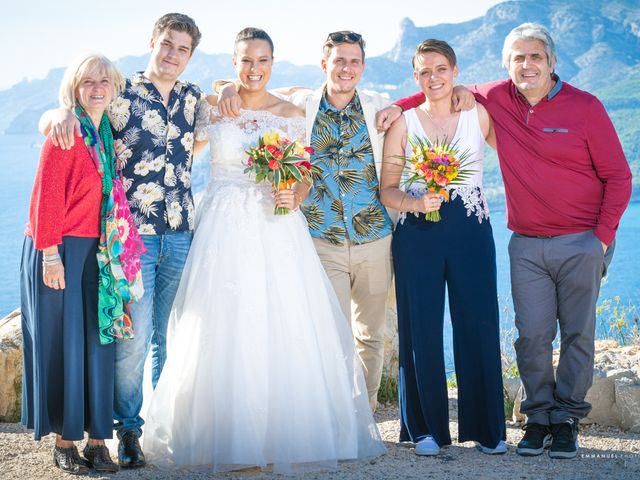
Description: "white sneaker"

(475, 440), (507, 455)
(415, 436), (440, 456)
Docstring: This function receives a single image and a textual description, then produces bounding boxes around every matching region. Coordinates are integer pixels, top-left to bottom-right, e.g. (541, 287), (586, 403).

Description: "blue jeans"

(113, 231), (193, 438)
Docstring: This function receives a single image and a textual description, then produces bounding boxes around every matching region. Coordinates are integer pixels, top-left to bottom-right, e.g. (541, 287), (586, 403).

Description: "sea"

(2, 133), (638, 372)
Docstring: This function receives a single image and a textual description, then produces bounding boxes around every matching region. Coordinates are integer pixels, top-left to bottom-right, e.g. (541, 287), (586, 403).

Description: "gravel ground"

(2, 397), (639, 480)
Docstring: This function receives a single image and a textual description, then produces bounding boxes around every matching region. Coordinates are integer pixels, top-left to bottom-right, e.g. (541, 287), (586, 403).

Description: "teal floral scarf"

(76, 106), (146, 344)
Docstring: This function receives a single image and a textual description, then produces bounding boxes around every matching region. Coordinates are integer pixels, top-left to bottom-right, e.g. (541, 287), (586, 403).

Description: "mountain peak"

(399, 17), (415, 32)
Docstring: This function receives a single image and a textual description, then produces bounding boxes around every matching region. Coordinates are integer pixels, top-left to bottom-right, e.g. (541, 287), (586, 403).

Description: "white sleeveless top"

(401, 106), (490, 223)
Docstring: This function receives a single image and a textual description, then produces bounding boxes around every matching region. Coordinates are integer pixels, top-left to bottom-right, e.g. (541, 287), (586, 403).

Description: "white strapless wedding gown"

(142, 108), (386, 473)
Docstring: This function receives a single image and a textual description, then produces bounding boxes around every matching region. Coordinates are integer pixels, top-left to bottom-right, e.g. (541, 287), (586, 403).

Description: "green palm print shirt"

(302, 91), (392, 245)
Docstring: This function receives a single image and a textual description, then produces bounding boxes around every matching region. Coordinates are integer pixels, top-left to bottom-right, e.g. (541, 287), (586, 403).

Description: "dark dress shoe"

(118, 431), (146, 468)
(83, 444), (119, 473)
(53, 445), (90, 475)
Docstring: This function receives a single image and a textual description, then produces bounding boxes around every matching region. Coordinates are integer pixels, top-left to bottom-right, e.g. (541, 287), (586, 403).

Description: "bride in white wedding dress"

(142, 28), (386, 473)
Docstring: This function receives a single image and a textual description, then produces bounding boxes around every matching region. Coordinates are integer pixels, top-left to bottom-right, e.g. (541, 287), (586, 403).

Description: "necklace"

(422, 107), (453, 140)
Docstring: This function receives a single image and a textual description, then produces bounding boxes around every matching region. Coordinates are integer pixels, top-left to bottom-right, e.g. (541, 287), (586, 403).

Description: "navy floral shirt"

(107, 72), (207, 235)
(302, 91), (392, 245)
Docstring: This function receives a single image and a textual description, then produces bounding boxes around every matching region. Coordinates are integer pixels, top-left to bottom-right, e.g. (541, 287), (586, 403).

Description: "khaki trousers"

(312, 235), (393, 410)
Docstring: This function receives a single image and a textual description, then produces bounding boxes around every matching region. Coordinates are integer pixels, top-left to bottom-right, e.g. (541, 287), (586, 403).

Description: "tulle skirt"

(143, 172), (386, 473)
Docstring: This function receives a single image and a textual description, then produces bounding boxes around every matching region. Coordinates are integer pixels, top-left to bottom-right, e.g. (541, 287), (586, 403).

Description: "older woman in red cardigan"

(21, 54), (144, 475)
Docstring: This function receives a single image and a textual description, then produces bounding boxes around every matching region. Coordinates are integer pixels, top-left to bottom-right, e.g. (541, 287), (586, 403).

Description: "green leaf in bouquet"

(282, 141), (297, 158)
(288, 164), (304, 183)
(282, 156), (303, 164)
(274, 169), (282, 189)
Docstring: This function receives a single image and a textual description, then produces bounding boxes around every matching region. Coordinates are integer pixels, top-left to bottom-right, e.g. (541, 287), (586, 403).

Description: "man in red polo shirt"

(377, 22), (632, 459)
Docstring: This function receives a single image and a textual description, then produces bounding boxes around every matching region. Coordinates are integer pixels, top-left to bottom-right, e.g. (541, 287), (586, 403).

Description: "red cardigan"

(25, 137), (102, 250)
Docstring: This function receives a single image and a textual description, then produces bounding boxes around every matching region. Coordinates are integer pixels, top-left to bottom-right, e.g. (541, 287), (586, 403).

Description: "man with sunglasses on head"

(217, 31), (472, 411)
(286, 31), (393, 413)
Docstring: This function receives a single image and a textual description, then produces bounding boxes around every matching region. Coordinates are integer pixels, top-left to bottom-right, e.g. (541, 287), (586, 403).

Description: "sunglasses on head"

(326, 31), (363, 43)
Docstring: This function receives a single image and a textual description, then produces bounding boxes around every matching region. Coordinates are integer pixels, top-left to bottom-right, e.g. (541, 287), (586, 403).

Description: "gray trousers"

(509, 230), (615, 425)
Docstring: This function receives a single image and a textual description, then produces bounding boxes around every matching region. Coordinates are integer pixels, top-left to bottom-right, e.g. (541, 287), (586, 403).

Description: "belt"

(517, 233), (559, 239)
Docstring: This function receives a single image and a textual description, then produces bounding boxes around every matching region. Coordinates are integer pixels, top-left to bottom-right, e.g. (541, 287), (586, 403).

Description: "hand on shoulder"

(40, 107), (80, 150)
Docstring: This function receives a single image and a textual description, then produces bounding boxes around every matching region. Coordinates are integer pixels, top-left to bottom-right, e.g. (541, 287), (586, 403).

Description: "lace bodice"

(196, 106), (306, 178)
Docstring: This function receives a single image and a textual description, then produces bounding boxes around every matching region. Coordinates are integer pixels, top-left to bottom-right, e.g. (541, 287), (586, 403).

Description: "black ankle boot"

(53, 445), (90, 475)
(83, 444), (119, 472)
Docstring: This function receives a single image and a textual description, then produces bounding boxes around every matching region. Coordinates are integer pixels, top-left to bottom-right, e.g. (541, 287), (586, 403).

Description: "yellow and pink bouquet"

(245, 130), (314, 214)
(399, 135), (474, 222)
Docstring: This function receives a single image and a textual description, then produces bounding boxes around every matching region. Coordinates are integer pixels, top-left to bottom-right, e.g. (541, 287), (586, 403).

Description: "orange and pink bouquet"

(244, 130), (314, 215)
(399, 135), (474, 222)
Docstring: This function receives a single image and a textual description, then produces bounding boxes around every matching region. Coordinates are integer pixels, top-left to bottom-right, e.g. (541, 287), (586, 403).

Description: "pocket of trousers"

(586, 230), (608, 278)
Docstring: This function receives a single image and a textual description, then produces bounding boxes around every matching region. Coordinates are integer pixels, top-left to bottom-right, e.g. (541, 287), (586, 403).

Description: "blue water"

(2, 133), (639, 370)
(1, 134), (42, 316)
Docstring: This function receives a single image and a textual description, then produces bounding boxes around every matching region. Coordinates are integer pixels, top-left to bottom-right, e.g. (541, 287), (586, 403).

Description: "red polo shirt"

(25, 137), (102, 250)
(395, 78), (632, 245)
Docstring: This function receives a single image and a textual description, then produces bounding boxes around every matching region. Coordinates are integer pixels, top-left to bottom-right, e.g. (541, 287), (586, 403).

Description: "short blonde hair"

(58, 54), (125, 109)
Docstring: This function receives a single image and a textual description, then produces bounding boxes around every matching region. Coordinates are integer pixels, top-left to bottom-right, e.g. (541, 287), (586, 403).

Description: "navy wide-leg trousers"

(20, 235), (115, 441)
(393, 197), (506, 448)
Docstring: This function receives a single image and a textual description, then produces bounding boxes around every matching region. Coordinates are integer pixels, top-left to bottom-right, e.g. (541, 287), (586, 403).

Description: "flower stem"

(425, 211), (441, 222)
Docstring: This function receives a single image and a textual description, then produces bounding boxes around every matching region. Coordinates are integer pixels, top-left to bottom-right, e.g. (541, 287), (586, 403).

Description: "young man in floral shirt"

(41, 12), (208, 469)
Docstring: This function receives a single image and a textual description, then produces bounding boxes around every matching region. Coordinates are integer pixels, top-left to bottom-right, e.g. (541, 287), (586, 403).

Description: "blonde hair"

(58, 54), (125, 109)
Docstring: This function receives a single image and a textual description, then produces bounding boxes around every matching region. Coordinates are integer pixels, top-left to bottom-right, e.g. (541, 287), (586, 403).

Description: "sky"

(2, 0), (504, 90)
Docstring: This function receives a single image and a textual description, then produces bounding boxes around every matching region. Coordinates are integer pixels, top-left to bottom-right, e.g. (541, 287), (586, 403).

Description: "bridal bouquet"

(398, 135), (474, 222)
(245, 130), (314, 214)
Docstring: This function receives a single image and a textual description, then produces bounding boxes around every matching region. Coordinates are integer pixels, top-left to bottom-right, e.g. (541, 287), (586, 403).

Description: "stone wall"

(507, 340), (640, 432)
(0, 309), (22, 422)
